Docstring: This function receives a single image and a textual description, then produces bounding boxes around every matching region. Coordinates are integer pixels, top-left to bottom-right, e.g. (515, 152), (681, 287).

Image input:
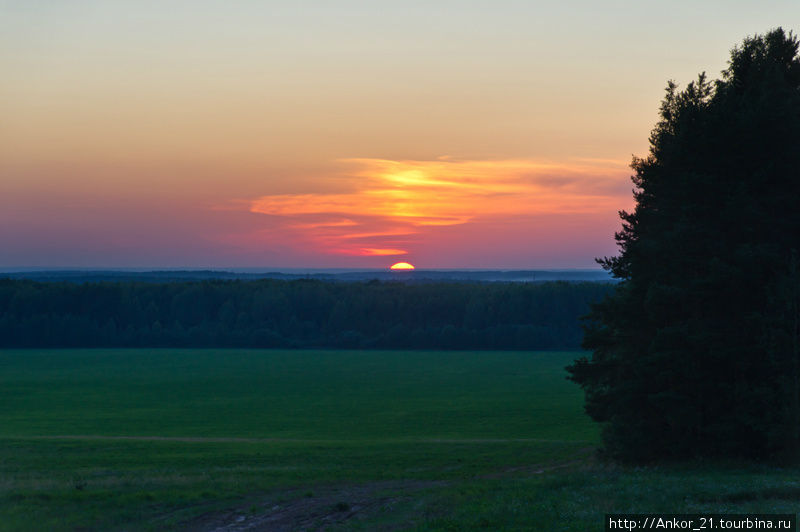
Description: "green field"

(1, 349), (798, 531)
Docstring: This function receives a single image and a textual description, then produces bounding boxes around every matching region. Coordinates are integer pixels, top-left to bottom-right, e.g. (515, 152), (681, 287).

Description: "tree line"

(0, 278), (613, 350)
(568, 28), (800, 461)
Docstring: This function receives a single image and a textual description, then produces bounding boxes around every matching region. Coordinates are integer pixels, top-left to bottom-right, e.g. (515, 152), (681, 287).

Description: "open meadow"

(1, 349), (798, 531)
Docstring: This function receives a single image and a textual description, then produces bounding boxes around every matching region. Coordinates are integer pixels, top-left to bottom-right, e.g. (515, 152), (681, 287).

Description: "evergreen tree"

(567, 29), (800, 462)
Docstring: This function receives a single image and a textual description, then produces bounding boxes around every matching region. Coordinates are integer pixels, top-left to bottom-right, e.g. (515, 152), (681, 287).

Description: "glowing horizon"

(2, 2), (795, 269)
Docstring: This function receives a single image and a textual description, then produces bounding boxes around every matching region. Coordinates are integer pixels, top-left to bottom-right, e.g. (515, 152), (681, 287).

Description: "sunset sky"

(2, 1), (797, 269)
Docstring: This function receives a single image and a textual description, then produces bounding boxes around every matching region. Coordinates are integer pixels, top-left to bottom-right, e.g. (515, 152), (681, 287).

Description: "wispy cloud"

(245, 157), (630, 257)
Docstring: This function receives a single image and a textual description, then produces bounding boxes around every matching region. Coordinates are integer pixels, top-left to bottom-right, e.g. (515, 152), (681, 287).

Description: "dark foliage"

(567, 29), (800, 462)
(0, 279), (612, 350)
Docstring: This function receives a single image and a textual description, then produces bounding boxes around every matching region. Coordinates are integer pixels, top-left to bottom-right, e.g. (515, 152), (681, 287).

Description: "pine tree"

(567, 28), (800, 462)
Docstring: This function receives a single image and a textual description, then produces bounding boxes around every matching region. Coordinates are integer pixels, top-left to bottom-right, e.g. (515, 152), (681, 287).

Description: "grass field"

(0, 349), (798, 531)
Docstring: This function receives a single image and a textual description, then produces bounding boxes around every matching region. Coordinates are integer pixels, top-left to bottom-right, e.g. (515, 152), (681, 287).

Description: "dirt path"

(11, 433), (594, 529)
(175, 452), (595, 531)
(180, 480), (448, 532)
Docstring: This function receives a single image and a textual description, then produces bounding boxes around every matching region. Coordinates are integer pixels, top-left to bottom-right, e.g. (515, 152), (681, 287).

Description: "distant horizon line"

(0, 266), (607, 273)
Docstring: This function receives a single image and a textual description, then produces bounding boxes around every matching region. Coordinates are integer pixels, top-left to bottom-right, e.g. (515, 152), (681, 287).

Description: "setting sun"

(390, 262), (415, 270)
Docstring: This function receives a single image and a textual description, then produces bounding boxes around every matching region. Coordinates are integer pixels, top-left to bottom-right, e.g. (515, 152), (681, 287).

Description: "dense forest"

(569, 29), (800, 461)
(0, 279), (612, 350)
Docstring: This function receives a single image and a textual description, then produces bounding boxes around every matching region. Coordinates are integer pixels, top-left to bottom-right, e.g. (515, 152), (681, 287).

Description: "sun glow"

(390, 262), (415, 270)
(243, 157), (631, 261)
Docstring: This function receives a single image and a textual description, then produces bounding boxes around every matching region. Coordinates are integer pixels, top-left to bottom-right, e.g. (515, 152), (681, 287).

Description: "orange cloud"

(245, 157), (631, 258)
(344, 248), (409, 257)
